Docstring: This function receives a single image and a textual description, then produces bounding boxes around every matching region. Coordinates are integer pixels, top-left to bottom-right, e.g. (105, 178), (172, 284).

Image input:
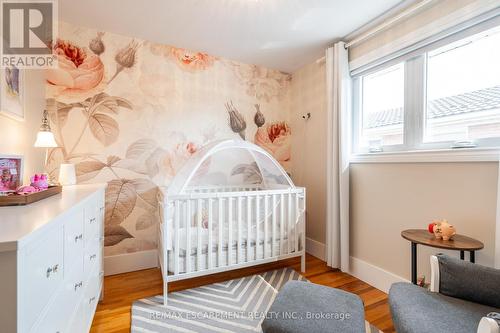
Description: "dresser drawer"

(84, 201), (99, 243)
(31, 263), (84, 333)
(68, 296), (87, 333)
(20, 226), (64, 332)
(64, 209), (85, 272)
(68, 268), (101, 333)
(84, 238), (102, 277)
(84, 268), (103, 329)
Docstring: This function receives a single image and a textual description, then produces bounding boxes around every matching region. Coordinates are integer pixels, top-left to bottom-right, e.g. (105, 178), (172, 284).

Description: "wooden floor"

(90, 254), (395, 333)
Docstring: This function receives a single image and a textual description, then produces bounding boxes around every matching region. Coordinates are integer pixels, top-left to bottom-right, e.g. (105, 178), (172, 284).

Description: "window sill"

(349, 147), (500, 163)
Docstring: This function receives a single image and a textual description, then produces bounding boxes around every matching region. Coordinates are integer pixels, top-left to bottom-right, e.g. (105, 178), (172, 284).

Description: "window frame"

(351, 22), (500, 158)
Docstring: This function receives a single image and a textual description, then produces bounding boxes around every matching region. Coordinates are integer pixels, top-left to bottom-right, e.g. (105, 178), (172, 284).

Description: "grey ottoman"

(262, 280), (365, 333)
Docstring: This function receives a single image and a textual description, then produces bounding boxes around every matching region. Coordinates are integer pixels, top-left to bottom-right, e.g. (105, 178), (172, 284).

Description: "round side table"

(401, 229), (484, 284)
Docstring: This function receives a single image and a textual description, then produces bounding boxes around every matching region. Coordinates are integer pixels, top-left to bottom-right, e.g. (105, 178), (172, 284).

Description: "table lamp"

(34, 109), (58, 180)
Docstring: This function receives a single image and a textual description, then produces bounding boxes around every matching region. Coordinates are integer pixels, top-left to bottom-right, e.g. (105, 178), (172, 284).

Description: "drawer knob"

(89, 296), (96, 304)
(46, 264), (59, 278)
(90, 254), (97, 260)
(90, 217), (96, 223)
(74, 234), (83, 242)
(74, 281), (83, 291)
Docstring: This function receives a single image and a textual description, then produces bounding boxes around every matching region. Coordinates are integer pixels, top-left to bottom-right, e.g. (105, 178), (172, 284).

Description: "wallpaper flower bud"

(89, 32), (105, 56)
(254, 104), (265, 127)
(109, 40), (139, 83)
(226, 101), (247, 139)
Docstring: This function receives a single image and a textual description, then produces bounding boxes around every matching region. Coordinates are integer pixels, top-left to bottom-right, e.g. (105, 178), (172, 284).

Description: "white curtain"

(326, 42), (351, 272)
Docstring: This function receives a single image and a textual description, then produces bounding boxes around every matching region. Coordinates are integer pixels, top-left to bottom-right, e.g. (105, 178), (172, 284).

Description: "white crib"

(158, 140), (306, 306)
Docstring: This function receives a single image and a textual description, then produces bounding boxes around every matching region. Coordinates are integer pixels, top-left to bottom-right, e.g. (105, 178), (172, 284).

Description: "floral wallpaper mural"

(46, 22), (292, 258)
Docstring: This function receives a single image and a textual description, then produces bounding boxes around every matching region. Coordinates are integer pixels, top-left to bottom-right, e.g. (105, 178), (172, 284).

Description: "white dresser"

(0, 184), (106, 333)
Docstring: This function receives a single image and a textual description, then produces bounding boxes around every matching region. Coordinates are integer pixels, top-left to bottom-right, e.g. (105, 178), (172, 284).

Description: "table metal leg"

(411, 242), (417, 284)
(470, 251), (475, 263)
(460, 251), (464, 260)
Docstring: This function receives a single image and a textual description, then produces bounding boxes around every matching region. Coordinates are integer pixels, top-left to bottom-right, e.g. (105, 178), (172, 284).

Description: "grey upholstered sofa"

(389, 254), (500, 333)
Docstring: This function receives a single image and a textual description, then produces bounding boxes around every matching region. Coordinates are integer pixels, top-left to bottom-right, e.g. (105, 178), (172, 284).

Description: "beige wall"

(290, 61), (327, 244)
(350, 162), (498, 280)
(0, 70), (46, 183)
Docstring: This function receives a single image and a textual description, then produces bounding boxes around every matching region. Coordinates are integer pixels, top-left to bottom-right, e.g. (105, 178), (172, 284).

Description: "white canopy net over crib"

(160, 140), (305, 276)
(167, 139), (295, 195)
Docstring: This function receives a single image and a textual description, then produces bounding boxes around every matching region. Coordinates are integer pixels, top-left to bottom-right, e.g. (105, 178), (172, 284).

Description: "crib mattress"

(166, 225), (300, 255)
(165, 226), (302, 273)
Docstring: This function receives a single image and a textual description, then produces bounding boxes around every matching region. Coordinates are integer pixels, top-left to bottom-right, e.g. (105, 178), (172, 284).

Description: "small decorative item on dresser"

(0, 185), (62, 206)
(0, 155), (23, 195)
(0, 171), (60, 206)
(30, 173), (49, 189)
(58, 163), (76, 186)
(428, 219), (456, 241)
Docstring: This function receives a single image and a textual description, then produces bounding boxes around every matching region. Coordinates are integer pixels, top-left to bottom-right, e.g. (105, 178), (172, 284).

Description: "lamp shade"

(34, 131), (58, 147)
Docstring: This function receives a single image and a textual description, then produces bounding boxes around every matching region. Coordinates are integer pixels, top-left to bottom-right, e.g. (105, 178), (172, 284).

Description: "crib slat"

(197, 199), (202, 271)
(272, 194), (276, 257)
(264, 194), (269, 258)
(280, 193), (284, 255)
(255, 194), (260, 260)
(293, 193), (300, 252)
(174, 200), (180, 275)
(208, 198), (213, 270)
(247, 196), (251, 261)
(218, 198), (223, 267)
(302, 191), (306, 253)
(237, 196), (242, 264)
(288, 193), (292, 254)
(186, 200), (192, 273)
(228, 197), (233, 265)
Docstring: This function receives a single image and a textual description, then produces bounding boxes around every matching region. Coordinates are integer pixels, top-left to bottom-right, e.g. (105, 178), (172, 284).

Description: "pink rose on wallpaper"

(163, 142), (198, 177)
(46, 40), (104, 91)
(255, 122), (291, 167)
(170, 47), (215, 71)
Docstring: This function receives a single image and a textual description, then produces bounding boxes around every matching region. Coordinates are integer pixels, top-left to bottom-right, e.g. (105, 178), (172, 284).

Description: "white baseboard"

(104, 249), (158, 276)
(306, 237), (326, 261)
(349, 256), (409, 293)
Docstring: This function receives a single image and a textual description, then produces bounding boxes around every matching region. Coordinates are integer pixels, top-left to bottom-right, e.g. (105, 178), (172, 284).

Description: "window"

(360, 63), (404, 148)
(425, 30), (500, 143)
(353, 24), (500, 154)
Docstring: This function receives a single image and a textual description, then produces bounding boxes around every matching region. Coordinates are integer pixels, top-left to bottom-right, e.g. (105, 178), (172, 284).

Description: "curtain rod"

(344, 0), (434, 48)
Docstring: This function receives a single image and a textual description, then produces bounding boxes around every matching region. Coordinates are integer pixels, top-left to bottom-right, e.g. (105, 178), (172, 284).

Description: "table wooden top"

(401, 229), (484, 251)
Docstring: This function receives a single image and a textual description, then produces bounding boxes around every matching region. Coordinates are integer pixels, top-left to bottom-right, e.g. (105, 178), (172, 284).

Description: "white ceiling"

(59, 0), (403, 73)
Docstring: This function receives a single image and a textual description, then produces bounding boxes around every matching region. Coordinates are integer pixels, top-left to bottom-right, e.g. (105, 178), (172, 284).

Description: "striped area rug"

(131, 268), (383, 332)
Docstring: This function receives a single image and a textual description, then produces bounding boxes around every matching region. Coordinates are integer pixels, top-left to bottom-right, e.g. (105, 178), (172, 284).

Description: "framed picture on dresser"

(0, 155), (23, 194)
(0, 67), (25, 121)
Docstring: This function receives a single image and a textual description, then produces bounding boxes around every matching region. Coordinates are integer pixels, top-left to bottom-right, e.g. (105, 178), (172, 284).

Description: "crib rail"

(159, 186), (306, 305)
(168, 187), (304, 200)
(184, 184), (291, 193)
